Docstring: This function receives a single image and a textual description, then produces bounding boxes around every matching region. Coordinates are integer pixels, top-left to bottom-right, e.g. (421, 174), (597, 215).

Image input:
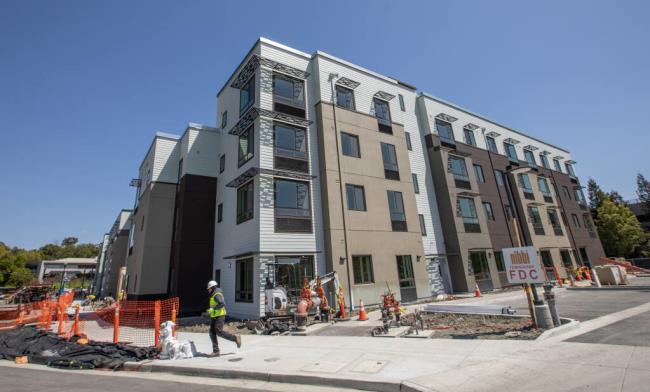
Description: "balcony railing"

(377, 117), (393, 134)
(275, 207), (312, 233)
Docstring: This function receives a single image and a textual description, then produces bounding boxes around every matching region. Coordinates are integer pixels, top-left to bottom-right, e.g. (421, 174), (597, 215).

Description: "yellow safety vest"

(209, 290), (227, 318)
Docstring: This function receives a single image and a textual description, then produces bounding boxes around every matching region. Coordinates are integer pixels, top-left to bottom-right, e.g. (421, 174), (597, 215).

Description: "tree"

(637, 173), (650, 213)
(0, 242), (40, 287)
(587, 178), (607, 213)
(61, 237), (79, 247)
(596, 198), (645, 258)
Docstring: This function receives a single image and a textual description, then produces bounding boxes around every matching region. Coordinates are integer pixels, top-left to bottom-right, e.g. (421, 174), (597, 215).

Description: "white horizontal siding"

(181, 128), (220, 178)
(153, 138), (180, 183)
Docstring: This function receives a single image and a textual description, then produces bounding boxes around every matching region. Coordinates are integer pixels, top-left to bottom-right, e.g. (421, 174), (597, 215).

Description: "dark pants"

(209, 316), (237, 353)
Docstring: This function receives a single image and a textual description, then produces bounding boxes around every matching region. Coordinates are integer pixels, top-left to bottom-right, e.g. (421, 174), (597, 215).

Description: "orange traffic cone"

(357, 300), (368, 321)
(474, 283), (481, 298)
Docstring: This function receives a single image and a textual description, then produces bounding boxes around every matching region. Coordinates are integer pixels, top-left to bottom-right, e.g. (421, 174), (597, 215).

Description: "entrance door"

(396, 255), (417, 302)
(469, 251), (493, 292)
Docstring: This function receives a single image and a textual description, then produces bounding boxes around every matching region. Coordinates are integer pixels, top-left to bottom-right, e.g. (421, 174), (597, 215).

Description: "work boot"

(207, 351), (220, 358)
(235, 335), (242, 349)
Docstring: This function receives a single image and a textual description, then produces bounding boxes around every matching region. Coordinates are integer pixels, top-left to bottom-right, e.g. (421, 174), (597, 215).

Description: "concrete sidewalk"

(128, 299), (650, 392)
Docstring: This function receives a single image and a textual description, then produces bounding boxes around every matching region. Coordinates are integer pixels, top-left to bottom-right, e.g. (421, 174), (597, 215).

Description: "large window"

(221, 111), (228, 129)
(524, 149), (537, 168)
(239, 77), (255, 115)
(335, 85), (355, 110)
(518, 173), (534, 199)
(448, 155), (470, 189)
(540, 154), (550, 169)
(341, 132), (360, 158)
(504, 143), (518, 162)
(574, 188), (587, 207)
(273, 74), (305, 117)
(236, 181), (254, 224)
(396, 255), (415, 288)
(272, 256), (314, 299)
(238, 126), (254, 167)
(495, 251), (505, 271)
(464, 129), (476, 146)
(566, 163), (576, 178)
(486, 136), (498, 153)
(398, 94), (405, 111)
(572, 214), (580, 227)
(419, 214), (427, 236)
(583, 214), (596, 236)
(540, 251), (553, 268)
(548, 209), (563, 235)
(235, 258), (254, 302)
(528, 206), (544, 235)
(562, 186), (572, 199)
(560, 250), (573, 268)
(457, 197), (480, 232)
(387, 190), (407, 231)
(553, 159), (562, 172)
(538, 177), (552, 202)
(474, 164), (485, 183)
(274, 124), (308, 173)
(483, 202), (495, 221)
(412, 173), (420, 194)
(353, 255), (374, 284)
(274, 179), (312, 233)
(373, 98), (392, 133)
(381, 142), (400, 180)
(495, 170), (505, 186)
(435, 119), (454, 144)
(346, 184), (366, 211)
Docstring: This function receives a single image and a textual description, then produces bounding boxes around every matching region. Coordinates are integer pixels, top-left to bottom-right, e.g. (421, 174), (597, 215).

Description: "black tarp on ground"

(0, 326), (159, 369)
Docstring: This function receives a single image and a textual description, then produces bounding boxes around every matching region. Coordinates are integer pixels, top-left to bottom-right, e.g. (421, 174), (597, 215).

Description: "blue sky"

(1, 1), (648, 249)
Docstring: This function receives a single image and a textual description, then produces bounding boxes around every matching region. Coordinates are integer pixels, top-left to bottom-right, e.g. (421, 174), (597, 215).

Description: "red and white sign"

(502, 246), (544, 284)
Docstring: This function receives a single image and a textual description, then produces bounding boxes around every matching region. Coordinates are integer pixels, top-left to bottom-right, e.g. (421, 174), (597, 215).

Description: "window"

(141, 215), (145, 231)
(272, 256), (314, 298)
(373, 98), (392, 133)
(540, 154), (550, 169)
(505, 204), (515, 220)
(483, 202), (495, 221)
(448, 155), (470, 188)
(346, 184), (366, 211)
(217, 203), (223, 223)
(571, 214), (580, 227)
(457, 197), (480, 232)
(524, 149), (537, 168)
(381, 142), (400, 180)
(396, 255), (415, 288)
(495, 170), (505, 186)
(470, 251), (491, 282)
(412, 173), (420, 194)
(353, 255), (374, 284)
(464, 129), (476, 146)
(566, 163), (576, 178)
(341, 132), (360, 158)
(579, 247), (590, 266)
(274, 124), (308, 173)
(583, 214), (595, 234)
(562, 186), (572, 199)
(560, 250), (573, 268)
(538, 177), (552, 202)
(561, 211), (569, 226)
(495, 251), (505, 272)
(219, 154), (225, 173)
(540, 250), (553, 268)
(504, 143), (518, 162)
(486, 136), (498, 153)
(435, 119), (454, 144)
(398, 94), (405, 111)
(553, 159), (562, 172)
(239, 77), (255, 115)
(274, 179), (312, 233)
(419, 214), (427, 236)
(528, 206), (544, 235)
(238, 126), (254, 166)
(405, 132), (412, 151)
(235, 258), (254, 302)
(387, 190), (407, 231)
(335, 85), (355, 110)
(177, 158), (183, 182)
(214, 269), (221, 285)
(574, 189), (587, 206)
(548, 209), (563, 235)
(221, 111), (228, 129)
(518, 173), (534, 199)
(236, 181), (254, 224)
(273, 74), (305, 117)
(473, 164), (485, 183)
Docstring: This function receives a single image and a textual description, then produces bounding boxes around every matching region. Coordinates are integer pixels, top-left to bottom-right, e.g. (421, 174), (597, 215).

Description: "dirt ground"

(401, 312), (541, 340)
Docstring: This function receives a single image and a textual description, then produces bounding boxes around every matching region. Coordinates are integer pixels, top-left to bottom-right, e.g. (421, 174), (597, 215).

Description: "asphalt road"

(567, 310), (650, 346)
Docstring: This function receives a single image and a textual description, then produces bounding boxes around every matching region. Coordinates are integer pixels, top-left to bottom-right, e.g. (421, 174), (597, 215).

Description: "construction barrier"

(1, 295), (179, 347)
(602, 257), (650, 274)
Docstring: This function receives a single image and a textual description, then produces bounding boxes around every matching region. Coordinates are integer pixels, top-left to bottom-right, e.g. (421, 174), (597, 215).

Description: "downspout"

(328, 73), (354, 310)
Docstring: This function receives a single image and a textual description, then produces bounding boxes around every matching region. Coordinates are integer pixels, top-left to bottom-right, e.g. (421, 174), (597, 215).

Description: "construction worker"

(206, 280), (241, 356)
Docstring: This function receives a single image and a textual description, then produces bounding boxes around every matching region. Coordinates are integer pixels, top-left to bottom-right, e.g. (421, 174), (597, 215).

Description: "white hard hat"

(207, 280), (218, 290)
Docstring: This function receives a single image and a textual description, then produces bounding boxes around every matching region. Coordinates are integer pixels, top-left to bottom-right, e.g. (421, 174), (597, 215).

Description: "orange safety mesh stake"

(553, 265), (563, 288)
(73, 304), (80, 337)
(57, 300), (64, 336)
(153, 300), (161, 347)
(171, 304), (177, 337)
(113, 305), (120, 344)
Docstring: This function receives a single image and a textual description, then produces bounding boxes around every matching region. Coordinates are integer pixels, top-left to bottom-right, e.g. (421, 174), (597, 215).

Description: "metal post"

(543, 284), (561, 327)
(512, 218), (537, 327)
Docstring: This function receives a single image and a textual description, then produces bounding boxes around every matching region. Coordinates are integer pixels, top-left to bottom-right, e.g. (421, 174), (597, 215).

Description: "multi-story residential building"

(94, 209), (132, 297)
(126, 123), (219, 315)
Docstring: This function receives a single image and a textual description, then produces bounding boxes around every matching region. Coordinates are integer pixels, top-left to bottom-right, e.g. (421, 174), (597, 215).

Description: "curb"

(123, 362), (437, 392)
(566, 286), (650, 291)
(535, 318), (580, 341)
